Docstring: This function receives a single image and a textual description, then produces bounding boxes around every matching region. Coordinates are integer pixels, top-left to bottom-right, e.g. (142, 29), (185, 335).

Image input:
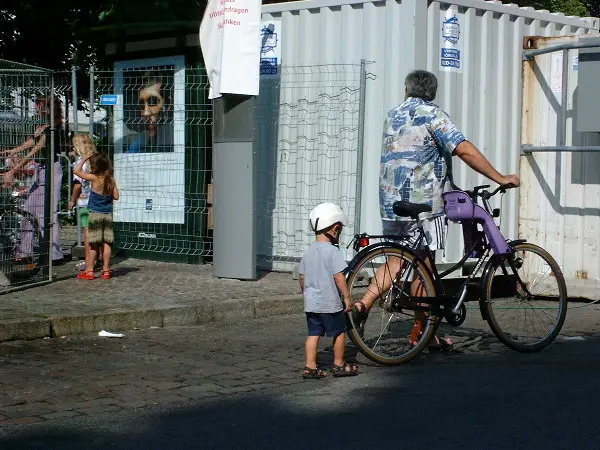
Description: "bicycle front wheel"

(346, 245), (438, 365)
(482, 242), (568, 352)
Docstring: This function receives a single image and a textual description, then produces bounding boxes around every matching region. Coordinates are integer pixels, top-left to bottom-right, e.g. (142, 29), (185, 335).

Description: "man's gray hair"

(405, 70), (438, 102)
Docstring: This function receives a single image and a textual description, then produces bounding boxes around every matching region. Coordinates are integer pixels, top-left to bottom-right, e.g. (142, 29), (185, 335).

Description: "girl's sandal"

(100, 270), (112, 280)
(331, 362), (359, 377)
(302, 366), (327, 379)
(76, 271), (95, 280)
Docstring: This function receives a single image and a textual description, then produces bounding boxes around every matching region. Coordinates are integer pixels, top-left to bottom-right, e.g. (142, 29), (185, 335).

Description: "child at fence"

(1, 96), (65, 263)
(68, 133), (97, 272)
(73, 152), (119, 280)
(299, 203), (359, 379)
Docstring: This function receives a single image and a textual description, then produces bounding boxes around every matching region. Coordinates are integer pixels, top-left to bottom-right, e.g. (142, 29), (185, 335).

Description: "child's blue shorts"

(306, 311), (347, 337)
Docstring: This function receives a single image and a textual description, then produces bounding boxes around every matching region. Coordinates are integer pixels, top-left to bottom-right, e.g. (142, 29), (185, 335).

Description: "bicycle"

(0, 187), (43, 281)
(344, 184), (568, 365)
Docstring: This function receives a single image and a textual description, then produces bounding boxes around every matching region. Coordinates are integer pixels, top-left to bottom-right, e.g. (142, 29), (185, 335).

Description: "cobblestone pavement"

(1, 302), (599, 429)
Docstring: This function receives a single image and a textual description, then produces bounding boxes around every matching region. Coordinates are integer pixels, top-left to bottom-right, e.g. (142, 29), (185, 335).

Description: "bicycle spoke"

(346, 245), (438, 365)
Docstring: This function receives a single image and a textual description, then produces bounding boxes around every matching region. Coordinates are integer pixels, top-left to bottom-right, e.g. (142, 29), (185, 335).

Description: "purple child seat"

(442, 190), (510, 256)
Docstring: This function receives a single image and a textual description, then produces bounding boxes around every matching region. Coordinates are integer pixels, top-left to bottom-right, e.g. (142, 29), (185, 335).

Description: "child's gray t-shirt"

(299, 241), (347, 313)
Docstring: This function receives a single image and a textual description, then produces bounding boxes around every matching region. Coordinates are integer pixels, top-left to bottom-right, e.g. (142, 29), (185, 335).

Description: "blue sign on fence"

(100, 94), (119, 106)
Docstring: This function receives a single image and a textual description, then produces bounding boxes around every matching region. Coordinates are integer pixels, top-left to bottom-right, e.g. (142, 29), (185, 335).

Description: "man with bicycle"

(352, 69), (520, 349)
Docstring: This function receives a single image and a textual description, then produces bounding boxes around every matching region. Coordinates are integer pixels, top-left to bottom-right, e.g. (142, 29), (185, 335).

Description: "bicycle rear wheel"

(482, 242), (567, 352)
(346, 245), (438, 365)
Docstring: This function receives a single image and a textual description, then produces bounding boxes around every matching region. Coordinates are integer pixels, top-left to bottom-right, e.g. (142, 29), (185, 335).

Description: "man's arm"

(299, 274), (304, 293)
(2, 135), (47, 187)
(0, 125), (47, 157)
(453, 140), (520, 187)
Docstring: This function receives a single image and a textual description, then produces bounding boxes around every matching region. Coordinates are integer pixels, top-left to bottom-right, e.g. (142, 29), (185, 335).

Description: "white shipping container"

(520, 34), (600, 299)
(259, 0), (599, 270)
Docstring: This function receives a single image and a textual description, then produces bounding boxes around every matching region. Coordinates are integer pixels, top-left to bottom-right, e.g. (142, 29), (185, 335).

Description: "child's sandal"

(331, 362), (359, 377)
(76, 271), (95, 280)
(302, 366), (327, 379)
(101, 270), (112, 280)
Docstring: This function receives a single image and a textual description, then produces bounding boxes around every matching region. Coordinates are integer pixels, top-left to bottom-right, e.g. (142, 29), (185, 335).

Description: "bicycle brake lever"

(472, 184), (491, 193)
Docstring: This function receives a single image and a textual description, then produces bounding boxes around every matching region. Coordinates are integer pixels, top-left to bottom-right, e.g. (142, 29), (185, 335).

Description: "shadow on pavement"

(2, 336), (600, 449)
(110, 267), (140, 278)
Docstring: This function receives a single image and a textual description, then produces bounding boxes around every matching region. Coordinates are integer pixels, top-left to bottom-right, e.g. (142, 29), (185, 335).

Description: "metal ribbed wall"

(261, 0), (599, 266)
(520, 35), (600, 299)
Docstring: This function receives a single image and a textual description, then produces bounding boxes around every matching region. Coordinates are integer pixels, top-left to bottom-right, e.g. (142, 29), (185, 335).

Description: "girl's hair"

(89, 153), (116, 197)
(72, 133), (97, 158)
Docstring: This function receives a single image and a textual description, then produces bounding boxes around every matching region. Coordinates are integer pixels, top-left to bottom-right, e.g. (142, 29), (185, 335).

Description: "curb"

(0, 294), (304, 342)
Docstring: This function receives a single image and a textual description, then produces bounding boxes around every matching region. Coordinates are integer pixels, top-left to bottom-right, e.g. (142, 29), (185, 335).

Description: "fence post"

(353, 59), (367, 237)
(89, 66), (95, 135)
(48, 77), (56, 279)
(72, 66), (82, 249)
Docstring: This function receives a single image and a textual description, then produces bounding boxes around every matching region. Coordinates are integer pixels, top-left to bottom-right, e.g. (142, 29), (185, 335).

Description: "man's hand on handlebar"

(499, 174), (520, 189)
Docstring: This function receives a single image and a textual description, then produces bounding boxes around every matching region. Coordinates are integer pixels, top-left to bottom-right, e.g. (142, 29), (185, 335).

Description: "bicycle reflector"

(358, 236), (369, 248)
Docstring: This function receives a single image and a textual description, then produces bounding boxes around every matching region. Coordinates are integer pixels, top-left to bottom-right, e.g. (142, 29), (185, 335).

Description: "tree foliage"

(0, 0), (205, 70)
(584, 0), (600, 17)
(0, 0), (103, 69)
(514, 0), (592, 16)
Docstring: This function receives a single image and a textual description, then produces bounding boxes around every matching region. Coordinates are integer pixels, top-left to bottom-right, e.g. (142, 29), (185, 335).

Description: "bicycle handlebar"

(465, 183), (515, 201)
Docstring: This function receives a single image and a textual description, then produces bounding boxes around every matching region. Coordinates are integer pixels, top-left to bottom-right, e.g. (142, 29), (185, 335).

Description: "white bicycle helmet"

(309, 203), (347, 232)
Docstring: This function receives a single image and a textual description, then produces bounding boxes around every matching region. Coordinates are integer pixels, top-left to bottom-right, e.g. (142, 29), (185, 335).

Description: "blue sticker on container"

(442, 15), (460, 44)
(260, 58), (278, 75)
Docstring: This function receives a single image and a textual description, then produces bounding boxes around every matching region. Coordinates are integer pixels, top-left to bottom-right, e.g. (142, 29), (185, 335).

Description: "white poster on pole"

(260, 19), (282, 76)
(440, 6), (463, 73)
(199, 0), (261, 99)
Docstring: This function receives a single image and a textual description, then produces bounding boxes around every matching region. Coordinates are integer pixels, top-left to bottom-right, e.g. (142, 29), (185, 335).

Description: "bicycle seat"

(392, 201), (432, 219)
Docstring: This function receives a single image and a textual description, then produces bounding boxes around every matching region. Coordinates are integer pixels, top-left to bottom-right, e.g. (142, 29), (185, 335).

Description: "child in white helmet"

(299, 202), (359, 379)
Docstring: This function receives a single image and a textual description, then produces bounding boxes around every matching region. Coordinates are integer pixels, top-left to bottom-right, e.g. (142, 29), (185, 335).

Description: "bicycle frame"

(347, 185), (521, 319)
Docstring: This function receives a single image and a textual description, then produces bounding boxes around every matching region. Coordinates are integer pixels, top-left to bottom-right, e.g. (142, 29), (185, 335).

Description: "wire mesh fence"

(255, 63), (366, 271)
(0, 60), (54, 291)
(1, 58), (366, 287)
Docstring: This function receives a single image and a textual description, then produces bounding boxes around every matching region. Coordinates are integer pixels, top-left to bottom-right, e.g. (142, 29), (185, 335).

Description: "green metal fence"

(87, 65), (213, 263)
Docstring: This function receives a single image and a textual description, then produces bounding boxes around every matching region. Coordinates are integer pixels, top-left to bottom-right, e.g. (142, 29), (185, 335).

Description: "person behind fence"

(351, 69), (520, 350)
(73, 153), (119, 280)
(299, 203), (359, 379)
(68, 133), (97, 271)
(117, 71), (174, 154)
(0, 95), (65, 263)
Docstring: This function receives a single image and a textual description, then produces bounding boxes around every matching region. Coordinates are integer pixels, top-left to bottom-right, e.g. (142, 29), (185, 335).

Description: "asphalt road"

(1, 308), (600, 449)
